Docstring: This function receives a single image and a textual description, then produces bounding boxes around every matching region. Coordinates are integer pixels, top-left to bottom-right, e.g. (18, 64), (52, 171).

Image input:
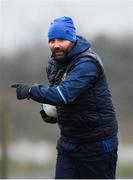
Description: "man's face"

(49, 39), (74, 60)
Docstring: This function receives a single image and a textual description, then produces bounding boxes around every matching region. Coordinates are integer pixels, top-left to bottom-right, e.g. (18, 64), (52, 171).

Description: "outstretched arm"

(11, 59), (99, 106)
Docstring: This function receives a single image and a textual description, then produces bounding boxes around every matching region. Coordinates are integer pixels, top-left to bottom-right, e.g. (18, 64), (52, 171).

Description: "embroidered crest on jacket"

(61, 72), (67, 81)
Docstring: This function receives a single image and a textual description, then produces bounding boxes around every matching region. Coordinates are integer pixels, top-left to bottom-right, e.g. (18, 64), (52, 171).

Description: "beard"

(50, 42), (74, 61)
(53, 50), (66, 61)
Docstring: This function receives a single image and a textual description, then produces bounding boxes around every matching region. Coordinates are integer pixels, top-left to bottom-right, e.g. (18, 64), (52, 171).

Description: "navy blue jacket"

(30, 36), (118, 142)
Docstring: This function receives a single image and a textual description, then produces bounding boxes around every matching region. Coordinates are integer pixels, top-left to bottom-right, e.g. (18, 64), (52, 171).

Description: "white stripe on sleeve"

(56, 86), (67, 104)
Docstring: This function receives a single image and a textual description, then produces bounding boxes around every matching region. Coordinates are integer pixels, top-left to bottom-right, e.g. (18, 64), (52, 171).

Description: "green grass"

(1, 160), (56, 178)
(116, 163), (133, 178)
(1, 160), (133, 178)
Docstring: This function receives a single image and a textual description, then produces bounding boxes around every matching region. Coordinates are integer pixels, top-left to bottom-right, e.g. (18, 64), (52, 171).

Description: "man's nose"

(54, 40), (60, 49)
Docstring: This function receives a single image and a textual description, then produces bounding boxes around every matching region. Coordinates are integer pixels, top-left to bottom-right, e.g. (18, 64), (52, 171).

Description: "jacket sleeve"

(30, 58), (99, 105)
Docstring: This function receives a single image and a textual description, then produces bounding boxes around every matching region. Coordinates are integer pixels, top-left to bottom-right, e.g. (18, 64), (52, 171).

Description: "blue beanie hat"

(48, 16), (76, 42)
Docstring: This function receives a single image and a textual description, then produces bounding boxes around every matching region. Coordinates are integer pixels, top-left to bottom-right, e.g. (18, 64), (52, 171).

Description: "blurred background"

(0, 0), (133, 178)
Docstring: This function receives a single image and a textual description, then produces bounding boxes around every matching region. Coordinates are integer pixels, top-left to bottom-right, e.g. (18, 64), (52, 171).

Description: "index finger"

(11, 84), (20, 88)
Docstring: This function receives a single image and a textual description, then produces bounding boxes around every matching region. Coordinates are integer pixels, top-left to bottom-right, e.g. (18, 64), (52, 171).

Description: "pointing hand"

(11, 83), (32, 100)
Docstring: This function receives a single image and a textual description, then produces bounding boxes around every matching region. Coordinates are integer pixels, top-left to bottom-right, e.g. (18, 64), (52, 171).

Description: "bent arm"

(30, 59), (99, 105)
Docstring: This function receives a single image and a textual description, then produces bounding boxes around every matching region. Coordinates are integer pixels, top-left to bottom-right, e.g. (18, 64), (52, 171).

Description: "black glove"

(40, 109), (57, 124)
(11, 83), (32, 100)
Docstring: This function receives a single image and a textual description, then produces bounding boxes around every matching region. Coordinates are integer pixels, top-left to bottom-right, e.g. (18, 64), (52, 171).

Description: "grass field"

(1, 160), (132, 178)
(116, 163), (133, 178)
(0, 140), (133, 178)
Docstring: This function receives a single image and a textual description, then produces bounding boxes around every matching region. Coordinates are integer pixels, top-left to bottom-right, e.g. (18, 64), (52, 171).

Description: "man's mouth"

(55, 51), (64, 55)
(54, 51), (64, 59)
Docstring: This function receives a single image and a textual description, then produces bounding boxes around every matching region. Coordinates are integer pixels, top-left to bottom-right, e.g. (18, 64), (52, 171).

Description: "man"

(11, 16), (118, 179)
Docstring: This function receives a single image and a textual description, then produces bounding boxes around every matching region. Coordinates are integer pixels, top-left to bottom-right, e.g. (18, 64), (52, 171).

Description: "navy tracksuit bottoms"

(55, 135), (118, 179)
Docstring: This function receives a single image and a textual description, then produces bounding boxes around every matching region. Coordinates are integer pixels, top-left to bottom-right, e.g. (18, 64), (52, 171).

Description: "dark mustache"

(53, 49), (65, 53)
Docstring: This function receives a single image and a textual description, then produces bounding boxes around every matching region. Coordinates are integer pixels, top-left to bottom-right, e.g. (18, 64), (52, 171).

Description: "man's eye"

(49, 39), (65, 44)
(50, 40), (55, 43)
(58, 39), (65, 42)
